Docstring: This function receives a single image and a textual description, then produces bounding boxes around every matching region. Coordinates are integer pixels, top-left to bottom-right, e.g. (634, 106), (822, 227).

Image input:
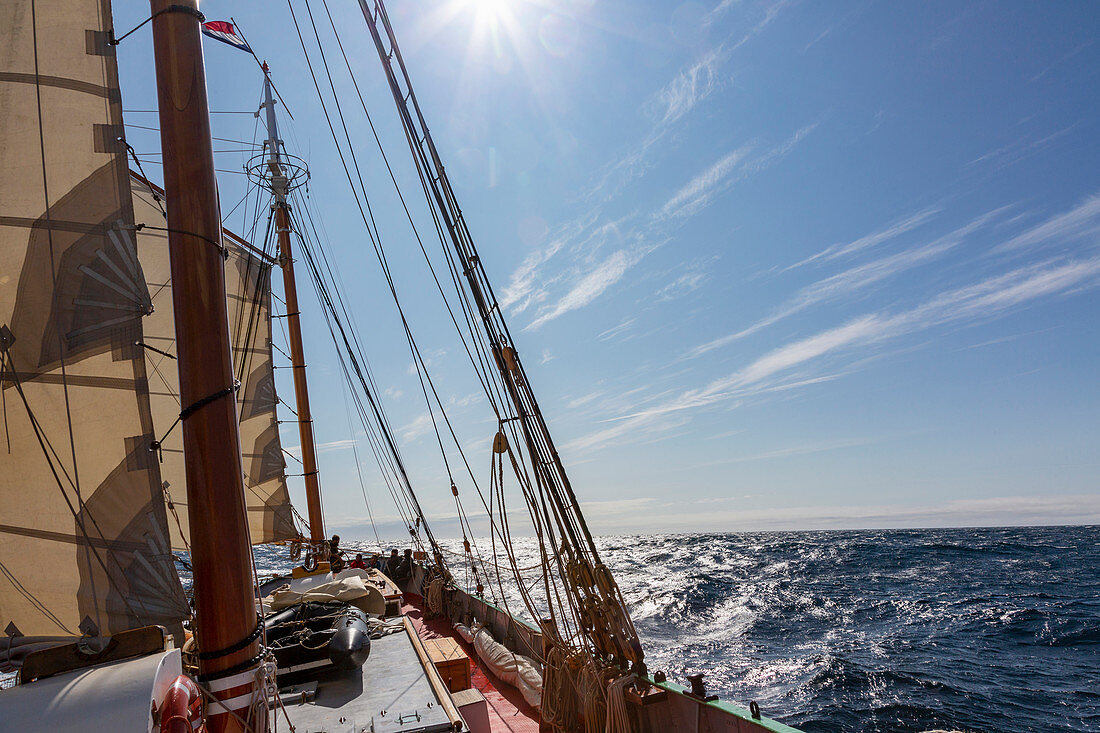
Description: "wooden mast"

(261, 71), (326, 547)
(149, 2), (262, 731)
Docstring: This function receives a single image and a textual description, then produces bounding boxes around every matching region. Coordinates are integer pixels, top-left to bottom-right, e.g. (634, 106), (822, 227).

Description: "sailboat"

(1, 1), (802, 731)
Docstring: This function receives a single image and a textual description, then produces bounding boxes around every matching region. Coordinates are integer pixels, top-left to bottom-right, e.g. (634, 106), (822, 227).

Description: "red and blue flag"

(201, 21), (251, 53)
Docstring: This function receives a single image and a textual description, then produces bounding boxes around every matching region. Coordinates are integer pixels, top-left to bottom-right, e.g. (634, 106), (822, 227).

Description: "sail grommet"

(0, 324), (15, 353)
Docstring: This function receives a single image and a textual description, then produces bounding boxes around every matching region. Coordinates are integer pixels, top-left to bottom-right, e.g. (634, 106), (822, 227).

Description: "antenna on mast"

(248, 68), (308, 200)
(231, 16), (294, 120)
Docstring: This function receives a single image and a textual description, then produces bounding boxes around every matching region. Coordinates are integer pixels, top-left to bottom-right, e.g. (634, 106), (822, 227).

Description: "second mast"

(260, 68), (325, 546)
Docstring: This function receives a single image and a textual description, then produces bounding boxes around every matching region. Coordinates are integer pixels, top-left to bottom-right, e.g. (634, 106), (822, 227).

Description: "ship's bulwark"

(0, 0), (188, 643)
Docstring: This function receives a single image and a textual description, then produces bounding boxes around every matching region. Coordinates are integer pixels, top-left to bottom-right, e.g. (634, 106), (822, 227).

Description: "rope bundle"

(604, 673), (633, 733)
(581, 659), (611, 733)
(542, 646), (587, 732)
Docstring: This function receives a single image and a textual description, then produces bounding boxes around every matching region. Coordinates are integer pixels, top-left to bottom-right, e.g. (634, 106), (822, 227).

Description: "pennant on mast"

(201, 21), (251, 53)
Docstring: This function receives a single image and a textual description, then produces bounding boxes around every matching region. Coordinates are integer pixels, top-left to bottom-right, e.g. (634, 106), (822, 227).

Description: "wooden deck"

(403, 594), (541, 733)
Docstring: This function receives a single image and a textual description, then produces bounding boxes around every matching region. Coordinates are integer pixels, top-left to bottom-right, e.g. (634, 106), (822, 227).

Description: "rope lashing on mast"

(149, 381), (241, 461)
(129, 223), (229, 259)
(196, 615), (264, 661)
(108, 4), (205, 47)
(190, 657), (276, 733)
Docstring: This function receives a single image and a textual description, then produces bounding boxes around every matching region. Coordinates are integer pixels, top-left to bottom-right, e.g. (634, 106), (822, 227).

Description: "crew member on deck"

(349, 553), (367, 570)
(385, 548), (400, 577)
(395, 548), (413, 580)
(328, 534), (344, 572)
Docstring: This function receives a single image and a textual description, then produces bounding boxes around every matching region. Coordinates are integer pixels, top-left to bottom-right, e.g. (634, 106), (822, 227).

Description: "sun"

(469, 0), (518, 32)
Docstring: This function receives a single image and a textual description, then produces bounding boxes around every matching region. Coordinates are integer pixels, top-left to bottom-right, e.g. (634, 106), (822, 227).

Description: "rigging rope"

(276, 7), (660, 723)
(359, 0), (647, 674)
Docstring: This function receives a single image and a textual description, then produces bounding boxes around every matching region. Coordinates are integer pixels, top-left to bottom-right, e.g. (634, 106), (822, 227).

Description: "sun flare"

(469, 0), (516, 31)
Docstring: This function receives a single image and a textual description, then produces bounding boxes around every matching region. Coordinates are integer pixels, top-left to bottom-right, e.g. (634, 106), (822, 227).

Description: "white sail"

(131, 175), (298, 548)
(0, 0), (189, 641)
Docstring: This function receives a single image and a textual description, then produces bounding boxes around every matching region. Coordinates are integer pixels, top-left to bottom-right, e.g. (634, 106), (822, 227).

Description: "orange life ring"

(159, 674), (203, 733)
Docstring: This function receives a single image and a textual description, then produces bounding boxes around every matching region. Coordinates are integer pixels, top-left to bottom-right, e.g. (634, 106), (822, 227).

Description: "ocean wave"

(237, 525), (1100, 732)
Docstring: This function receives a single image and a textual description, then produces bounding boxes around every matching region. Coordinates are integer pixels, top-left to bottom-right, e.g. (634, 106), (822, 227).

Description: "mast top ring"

(245, 151), (310, 198)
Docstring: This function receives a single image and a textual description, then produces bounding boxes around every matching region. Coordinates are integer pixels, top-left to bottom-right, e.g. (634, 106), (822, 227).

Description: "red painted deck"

(403, 594), (541, 733)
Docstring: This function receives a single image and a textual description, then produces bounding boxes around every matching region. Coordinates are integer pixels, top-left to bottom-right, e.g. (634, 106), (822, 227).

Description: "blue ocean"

(594, 526), (1100, 733)
(253, 525), (1100, 733)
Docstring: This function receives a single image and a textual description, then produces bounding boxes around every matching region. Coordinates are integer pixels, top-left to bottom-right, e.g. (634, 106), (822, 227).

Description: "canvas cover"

(266, 575), (385, 616)
(471, 624), (543, 709)
(130, 176), (297, 548)
(0, 0), (189, 641)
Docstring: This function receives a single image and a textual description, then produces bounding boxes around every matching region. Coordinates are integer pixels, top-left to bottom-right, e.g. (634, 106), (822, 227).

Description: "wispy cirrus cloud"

(655, 46), (726, 128)
(655, 264), (711, 303)
(593, 0), (792, 201)
(660, 145), (754, 220)
(569, 253), (1100, 453)
(708, 0), (791, 44)
(401, 412), (436, 442)
(499, 210), (597, 313)
(503, 2), (803, 331)
(284, 439), (359, 456)
(713, 255), (1100, 399)
(526, 245), (657, 330)
(567, 391), (604, 409)
(592, 48), (728, 200)
(597, 318), (636, 342)
(524, 124), (813, 330)
(992, 189), (1100, 255)
(783, 206), (941, 272)
(688, 206), (1011, 359)
(1028, 40), (1094, 83)
(660, 125), (817, 221)
(965, 124), (1078, 173)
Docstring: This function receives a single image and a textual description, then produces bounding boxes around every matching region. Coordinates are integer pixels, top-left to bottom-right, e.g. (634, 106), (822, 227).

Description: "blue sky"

(115, 0), (1100, 537)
